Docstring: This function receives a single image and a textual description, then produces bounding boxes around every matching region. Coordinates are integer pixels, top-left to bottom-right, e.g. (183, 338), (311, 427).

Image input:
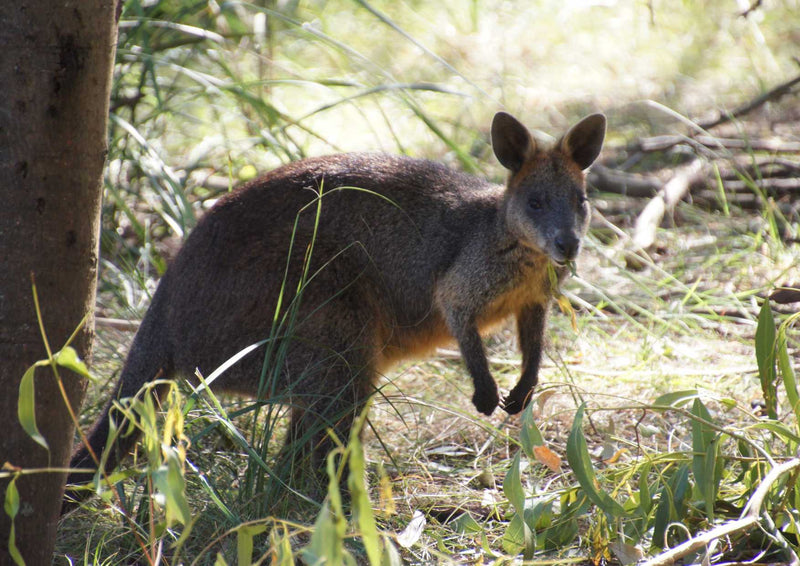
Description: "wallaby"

(66, 111), (605, 506)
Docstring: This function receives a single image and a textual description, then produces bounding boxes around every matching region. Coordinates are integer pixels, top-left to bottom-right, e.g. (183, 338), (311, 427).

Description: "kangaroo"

(66, 111), (605, 506)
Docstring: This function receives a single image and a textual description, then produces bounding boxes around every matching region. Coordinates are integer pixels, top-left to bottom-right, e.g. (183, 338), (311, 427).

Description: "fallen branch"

(590, 159), (800, 201)
(639, 134), (800, 154)
(721, 177), (800, 194)
(739, 0), (763, 17)
(588, 165), (661, 197)
(632, 159), (705, 250)
(699, 72), (800, 130)
(96, 317), (141, 331)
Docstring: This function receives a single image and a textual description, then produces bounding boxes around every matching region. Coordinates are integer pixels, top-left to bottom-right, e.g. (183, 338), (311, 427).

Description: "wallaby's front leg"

(449, 316), (500, 416)
(503, 303), (547, 414)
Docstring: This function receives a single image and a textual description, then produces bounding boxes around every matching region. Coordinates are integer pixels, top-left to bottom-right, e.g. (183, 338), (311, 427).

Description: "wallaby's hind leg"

(64, 282), (174, 512)
(276, 352), (375, 503)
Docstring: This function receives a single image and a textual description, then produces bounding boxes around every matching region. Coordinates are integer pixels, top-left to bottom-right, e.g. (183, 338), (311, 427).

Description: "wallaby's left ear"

(492, 112), (536, 173)
(559, 113), (606, 170)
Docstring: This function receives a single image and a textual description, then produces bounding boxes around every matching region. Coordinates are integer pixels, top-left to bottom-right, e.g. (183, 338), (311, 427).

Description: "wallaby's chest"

(477, 251), (552, 330)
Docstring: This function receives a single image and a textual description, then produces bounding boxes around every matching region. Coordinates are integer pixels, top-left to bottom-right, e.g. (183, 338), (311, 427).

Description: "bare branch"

(95, 317), (141, 331)
(739, 0), (763, 18)
(588, 165), (660, 197)
(699, 73), (800, 130)
(639, 134), (800, 154)
(632, 159), (705, 250)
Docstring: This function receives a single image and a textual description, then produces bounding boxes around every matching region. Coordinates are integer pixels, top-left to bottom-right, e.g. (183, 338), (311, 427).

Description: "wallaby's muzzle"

(553, 231), (581, 264)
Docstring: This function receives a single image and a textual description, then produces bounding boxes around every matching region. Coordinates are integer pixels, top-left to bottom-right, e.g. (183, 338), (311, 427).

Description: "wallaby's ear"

(491, 112), (536, 173)
(559, 113), (606, 170)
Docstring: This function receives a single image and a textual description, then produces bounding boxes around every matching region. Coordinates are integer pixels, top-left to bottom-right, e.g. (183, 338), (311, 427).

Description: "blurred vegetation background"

(103, 0), (797, 280)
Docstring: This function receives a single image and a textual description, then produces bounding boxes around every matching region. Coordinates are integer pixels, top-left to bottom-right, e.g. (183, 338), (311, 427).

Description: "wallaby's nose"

(554, 233), (580, 261)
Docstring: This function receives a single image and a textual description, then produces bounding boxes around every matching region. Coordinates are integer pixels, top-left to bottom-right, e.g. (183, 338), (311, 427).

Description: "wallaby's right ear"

(559, 113), (606, 170)
(491, 112), (536, 173)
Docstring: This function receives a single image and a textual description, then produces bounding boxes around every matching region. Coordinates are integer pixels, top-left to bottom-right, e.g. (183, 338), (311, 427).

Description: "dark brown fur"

(65, 112), (605, 505)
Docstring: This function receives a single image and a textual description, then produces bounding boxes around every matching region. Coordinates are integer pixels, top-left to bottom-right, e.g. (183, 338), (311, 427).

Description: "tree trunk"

(0, 1), (117, 564)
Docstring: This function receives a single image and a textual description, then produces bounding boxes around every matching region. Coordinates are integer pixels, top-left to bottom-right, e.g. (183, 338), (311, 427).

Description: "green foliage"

(566, 403), (625, 517)
(4, 476), (24, 566)
(756, 298), (779, 419)
(491, 297), (800, 563)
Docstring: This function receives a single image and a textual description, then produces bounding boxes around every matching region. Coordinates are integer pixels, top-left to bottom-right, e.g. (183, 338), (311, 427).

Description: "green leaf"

(523, 498), (554, 532)
(755, 299), (778, 419)
(304, 449), (348, 564)
(54, 346), (93, 380)
(304, 502), (343, 565)
(503, 452), (525, 515)
(268, 526), (295, 566)
(653, 390), (699, 407)
(750, 421), (800, 444)
(348, 409), (382, 566)
(237, 524), (267, 566)
(152, 447), (193, 544)
(651, 464), (690, 550)
(18, 362), (49, 451)
(4, 476), (25, 566)
(381, 537), (403, 566)
(691, 398), (719, 522)
(777, 315), (800, 426)
(501, 513), (527, 556)
(450, 511), (483, 535)
(520, 401), (545, 460)
(566, 404), (625, 517)
(502, 452), (534, 558)
(637, 462), (652, 516)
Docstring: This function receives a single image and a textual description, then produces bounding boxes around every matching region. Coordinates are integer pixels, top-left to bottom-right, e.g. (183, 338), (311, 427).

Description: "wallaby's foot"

(472, 385), (500, 416)
(501, 386), (533, 415)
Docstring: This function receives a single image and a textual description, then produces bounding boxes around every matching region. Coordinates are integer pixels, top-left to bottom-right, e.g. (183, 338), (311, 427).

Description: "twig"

(632, 158), (706, 250)
(639, 135), (800, 154)
(588, 165), (661, 197)
(96, 317), (141, 331)
(739, 0), (763, 18)
(589, 159), (800, 201)
(699, 72), (800, 130)
(722, 177), (800, 193)
(641, 457), (800, 566)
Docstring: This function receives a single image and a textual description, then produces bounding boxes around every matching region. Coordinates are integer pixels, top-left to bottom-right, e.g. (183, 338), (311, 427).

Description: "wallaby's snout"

(554, 230), (581, 263)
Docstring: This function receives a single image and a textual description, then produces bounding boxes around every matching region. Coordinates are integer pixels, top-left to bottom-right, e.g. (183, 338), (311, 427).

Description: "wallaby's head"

(491, 111), (606, 265)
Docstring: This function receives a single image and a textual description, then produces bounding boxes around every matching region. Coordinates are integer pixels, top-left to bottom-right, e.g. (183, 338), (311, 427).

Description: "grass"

(47, 0), (800, 564)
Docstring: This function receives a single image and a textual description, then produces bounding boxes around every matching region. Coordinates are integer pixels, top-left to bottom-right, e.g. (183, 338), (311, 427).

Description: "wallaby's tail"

(63, 281), (173, 513)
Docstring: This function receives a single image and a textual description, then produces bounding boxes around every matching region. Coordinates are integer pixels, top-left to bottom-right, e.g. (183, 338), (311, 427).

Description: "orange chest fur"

(477, 259), (552, 331)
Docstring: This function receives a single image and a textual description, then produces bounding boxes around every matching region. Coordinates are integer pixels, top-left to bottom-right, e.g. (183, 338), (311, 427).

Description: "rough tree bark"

(0, 1), (117, 564)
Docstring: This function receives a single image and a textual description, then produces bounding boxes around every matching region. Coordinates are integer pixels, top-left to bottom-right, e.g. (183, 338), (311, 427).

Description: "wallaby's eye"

(579, 194), (589, 206)
(527, 195), (543, 211)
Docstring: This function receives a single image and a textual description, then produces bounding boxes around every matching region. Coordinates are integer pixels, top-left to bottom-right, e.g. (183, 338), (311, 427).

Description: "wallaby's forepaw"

(502, 387), (532, 415)
(472, 386), (500, 416)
